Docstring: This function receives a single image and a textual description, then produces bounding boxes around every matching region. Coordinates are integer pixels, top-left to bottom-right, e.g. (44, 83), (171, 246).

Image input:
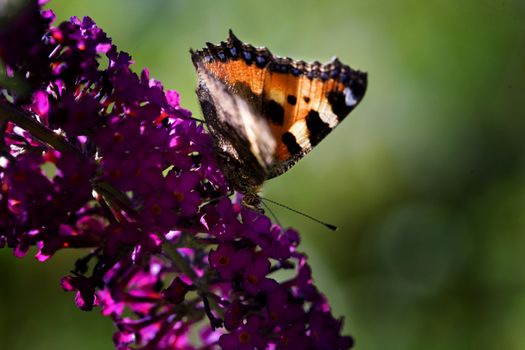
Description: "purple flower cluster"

(0, 1), (353, 349)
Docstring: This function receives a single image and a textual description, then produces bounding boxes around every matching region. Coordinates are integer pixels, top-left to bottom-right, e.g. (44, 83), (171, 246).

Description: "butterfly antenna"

(189, 116), (206, 123)
(260, 199), (282, 227)
(260, 197), (338, 231)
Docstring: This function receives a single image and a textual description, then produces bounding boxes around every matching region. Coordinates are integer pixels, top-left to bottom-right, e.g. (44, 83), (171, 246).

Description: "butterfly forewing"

(191, 31), (367, 190)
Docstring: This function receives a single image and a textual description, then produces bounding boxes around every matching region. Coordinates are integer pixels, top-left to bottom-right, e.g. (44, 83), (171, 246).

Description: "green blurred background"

(1, 0), (525, 349)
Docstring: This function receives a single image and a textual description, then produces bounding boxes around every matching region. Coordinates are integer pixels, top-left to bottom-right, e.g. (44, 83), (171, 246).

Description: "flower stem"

(0, 101), (81, 156)
(162, 240), (199, 282)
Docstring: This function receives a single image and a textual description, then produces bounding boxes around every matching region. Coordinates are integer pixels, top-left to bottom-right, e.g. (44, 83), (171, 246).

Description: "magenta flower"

(165, 171), (202, 217)
(162, 277), (193, 305)
(0, 1), (354, 349)
(242, 255), (278, 295)
(209, 243), (252, 280)
(219, 316), (267, 350)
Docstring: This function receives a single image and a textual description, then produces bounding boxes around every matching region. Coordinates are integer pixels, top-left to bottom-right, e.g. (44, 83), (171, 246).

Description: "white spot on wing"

(318, 108), (338, 128)
(268, 89), (285, 105)
(288, 119), (311, 150)
(344, 87), (357, 106)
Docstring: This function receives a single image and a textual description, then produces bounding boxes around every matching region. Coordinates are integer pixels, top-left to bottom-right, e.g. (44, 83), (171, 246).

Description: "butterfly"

(191, 31), (367, 207)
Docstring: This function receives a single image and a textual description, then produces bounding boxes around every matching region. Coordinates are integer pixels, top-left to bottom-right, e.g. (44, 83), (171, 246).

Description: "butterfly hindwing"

(194, 65), (275, 193)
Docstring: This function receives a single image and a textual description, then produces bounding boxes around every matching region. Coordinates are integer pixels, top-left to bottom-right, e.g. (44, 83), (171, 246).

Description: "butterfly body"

(191, 31), (367, 205)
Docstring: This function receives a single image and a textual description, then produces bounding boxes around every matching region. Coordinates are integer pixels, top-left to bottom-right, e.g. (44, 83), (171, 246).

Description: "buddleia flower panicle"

(0, 1), (353, 349)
